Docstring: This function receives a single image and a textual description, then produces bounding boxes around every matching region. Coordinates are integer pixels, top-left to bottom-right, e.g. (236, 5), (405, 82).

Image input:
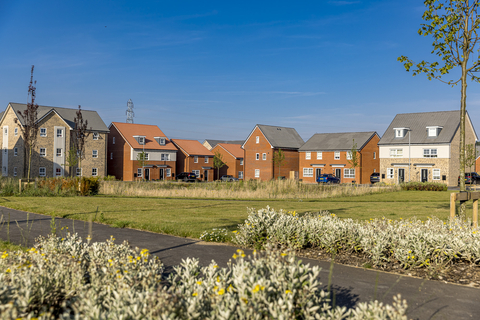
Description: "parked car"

(458, 172), (480, 185)
(176, 172), (197, 182)
(316, 174), (340, 184)
(370, 172), (380, 184)
(220, 175), (239, 182)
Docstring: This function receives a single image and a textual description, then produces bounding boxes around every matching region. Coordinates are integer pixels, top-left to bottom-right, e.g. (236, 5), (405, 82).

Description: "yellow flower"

(232, 230), (238, 234)
(285, 290), (292, 294)
(218, 288), (225, 295)
(227, 284), (234, 292)
(196, 281), (203, 285)
(192, 292), (198, 297)
(252, 284), (264, 293)
(232, 254), (238, 259)
(281, 253), (287, 257)
(242, 298), (248, 304)
(6, 268), (11, 273)
(216, 276), (220, 282)
(213, 265), (219, 268)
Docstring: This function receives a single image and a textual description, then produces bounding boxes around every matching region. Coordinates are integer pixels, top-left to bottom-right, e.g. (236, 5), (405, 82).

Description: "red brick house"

(298, 132), (380, 184)
(107, 122), (178, 181)
(211, 143), (244, 180)
(242, 124), (304, 180)
(171, 139), (214, 181)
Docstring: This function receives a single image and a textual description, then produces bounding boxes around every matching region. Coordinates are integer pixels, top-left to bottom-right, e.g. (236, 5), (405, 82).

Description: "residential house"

(107, 122), (178, 181)
(298, 132), (380, 184)
(378, 111), (478, 186)
(0, 103), (108, 178)
(211, 143), (244, 180)
(171, 139), (214, 181)
(242, 124), (304, 180)
(202, 139), (244, 151)
(475, 144), (480, 173)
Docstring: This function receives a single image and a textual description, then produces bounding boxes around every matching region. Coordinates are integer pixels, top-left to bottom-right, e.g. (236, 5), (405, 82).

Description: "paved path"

(1, 206), (479, 319)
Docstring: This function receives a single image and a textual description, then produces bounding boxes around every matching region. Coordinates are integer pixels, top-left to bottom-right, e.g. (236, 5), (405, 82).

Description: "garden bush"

(80, 177), (100, 196)
(400, 181), (447, 191)
(0, 234), (408, 319)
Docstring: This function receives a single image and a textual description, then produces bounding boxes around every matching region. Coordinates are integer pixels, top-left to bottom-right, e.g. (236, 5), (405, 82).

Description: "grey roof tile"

(203, 139), (244, 149)
(257, 124), (304, 149)
(299, 132), (378, 151)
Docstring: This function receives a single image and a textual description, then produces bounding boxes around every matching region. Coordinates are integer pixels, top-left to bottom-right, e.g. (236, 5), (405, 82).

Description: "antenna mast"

(126, 99), (135, 123)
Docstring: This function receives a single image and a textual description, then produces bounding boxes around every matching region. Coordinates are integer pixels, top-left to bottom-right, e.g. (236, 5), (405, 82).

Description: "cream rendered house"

(378, 111), (477, 186)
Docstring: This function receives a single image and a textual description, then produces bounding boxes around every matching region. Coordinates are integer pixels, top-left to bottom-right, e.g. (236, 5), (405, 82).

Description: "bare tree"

(73, 105), (90, 176)
(15, 66), (39, 182)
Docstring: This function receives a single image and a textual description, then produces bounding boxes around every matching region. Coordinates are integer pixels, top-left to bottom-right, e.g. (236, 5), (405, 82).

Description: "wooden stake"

(450, 193), (456, 220)
(19, 179), (21, 194)
(473, 199), (478, 229)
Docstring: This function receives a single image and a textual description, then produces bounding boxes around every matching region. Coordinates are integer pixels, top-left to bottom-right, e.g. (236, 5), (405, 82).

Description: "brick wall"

(211, 145), (244, 179)
(359, 135), (380, 184)
(107, 125), (125, 180)
(244, 127), (274, 180)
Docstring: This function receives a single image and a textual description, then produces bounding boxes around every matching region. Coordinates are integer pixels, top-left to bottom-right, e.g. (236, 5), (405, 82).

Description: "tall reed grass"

(100, 179), (400, 199)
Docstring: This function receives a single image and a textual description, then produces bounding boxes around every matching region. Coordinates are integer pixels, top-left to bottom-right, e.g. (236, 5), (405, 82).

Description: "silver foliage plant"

(233, 206), (480, 268)
(0, 234), (407, 319)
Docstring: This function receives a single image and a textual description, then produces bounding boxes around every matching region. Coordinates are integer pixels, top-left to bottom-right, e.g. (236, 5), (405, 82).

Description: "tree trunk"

(458, 27), (469, 220)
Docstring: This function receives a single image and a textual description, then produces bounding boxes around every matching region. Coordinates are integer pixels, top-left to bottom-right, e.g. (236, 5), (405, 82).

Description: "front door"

(421, 169), (428, 182)
(335, 168), (341, 182)
(145, 168), (150, 181)
(398, 168), (405, 183)
(316, 168), (322, 180)
(204, 170), (208, 181)
(159, 169), (164, 180)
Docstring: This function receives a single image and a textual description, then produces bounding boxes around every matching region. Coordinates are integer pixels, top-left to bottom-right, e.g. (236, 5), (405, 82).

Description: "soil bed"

(296, 247), (480, 288)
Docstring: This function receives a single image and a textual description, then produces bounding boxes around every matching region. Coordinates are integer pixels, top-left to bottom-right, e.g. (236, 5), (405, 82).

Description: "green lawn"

(0, 191), (467, 239)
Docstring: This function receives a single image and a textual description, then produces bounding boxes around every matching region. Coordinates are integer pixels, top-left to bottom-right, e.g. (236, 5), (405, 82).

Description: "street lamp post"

(406, 128), (411, 182)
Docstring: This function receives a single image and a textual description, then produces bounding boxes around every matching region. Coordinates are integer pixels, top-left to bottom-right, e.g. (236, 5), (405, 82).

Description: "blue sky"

(1, 0), (479, 141)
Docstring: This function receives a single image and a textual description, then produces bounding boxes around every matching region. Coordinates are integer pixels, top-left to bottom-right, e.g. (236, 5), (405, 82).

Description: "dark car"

(316, 174), (340, 184)
(220, 175), (239, 182)
(176, 172), (197, 182)
(458, 172), (480, 185)
(370, 172), (380, 184)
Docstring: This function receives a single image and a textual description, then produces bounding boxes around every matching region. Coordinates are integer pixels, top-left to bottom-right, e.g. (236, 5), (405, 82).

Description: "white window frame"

(40, 128), (47, 137)
(138, 137), (145, 145)
(39, 167), (46, 177)
(166, 168), (171, 177)
(423, 149), (438, 158)
(93, 132), (99, 140)
(194, 156), (198, 163)
(428, 127), (437, 137)
(240, 159), (244, 166)
(256, 153), (259, 160)
(334, 152), (340, 160)
(40, 148), (46, 157)
(387, 168), (394, 179)
(205, 157), (209, 163)
(56, 148), (62, 157)
(395, 129), (405, 138)
(13, 167), (17, 177)
(137, 168), (142, 177)
(14, 148), (17, 156)
(347, 151), (352, 160)
(303, 168), (313, 177)
(113, 137), (115, 144)
(306, 152), (311, 160)
(373, 152), (376, 159)
(159, 138), (166, 145)
(390, 149), (403, 158)
(262, 153), (267, 160)
(144, 153), (149, 161)
(317, 152), (322, 160)
(92, 150), (98, 158)
(256, 136), (259, 144)
(92, 168), (98, 176)
(433, 168), (441, 180)
(56, 129), (63, 137)
(344, 168), (355, 179)
(239, 171), (243, 179)
(255, 169), (260, 178)
(76, 168), (82, 176)
(161, 154), (170, 161)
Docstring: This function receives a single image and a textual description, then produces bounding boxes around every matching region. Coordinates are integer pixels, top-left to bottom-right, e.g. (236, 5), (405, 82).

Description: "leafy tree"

(63, 148), (79, 177)
(213, 151), (225, 180)
(15, 66), (39, 182)
(73, 106), (90, 176)
(137, 151), (148, 180)
(398, 0), (480, 219)
(465, 143), (477, 172)
(347, 139), (360, 183)
(272, 148), (286, 179)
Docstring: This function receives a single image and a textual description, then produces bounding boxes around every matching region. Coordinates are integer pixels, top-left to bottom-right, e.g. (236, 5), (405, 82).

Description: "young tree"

(465, 143), (477, 173)
(73, 106), (90, 176)
(16, 66), (39, 182)
(136, 151), (148, 180)
(63, 148), (79, 177)
(398, 0), (480, 219)
(213, 151), (225, 180)
(272, 148), (286, 179)
(347, 139), (360, 183)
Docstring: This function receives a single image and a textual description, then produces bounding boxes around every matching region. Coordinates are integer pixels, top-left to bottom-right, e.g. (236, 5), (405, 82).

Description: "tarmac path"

(0, 205), (479, 319)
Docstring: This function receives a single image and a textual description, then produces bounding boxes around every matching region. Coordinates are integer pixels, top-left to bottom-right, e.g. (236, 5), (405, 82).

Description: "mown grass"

(0, 240), (25, 252)
(0, 190), (466, 239)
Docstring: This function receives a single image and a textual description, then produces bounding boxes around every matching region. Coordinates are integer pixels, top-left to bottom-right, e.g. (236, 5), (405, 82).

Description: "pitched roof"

(203, 139), (244, 149)
(378, 110), (476, 145)
(171, 139), (214, 156)
(8, 103), (109, 132)
(299, 132), (378, 151)
(215, 143), (244, 159)
(244, 124), (304, 149)
(110, 122), (177, 151)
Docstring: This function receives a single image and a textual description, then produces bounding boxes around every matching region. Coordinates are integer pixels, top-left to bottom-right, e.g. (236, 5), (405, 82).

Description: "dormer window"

(154, 137), (166, 146)
(426, 126), (442, 137)
(133, 135), (146, 145)
(393, 127), (410, 138)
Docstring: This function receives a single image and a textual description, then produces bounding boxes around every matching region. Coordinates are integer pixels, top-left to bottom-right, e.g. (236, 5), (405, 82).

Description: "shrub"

(199, 228), (230, 242)
(80, 177), (100, 196)
(0, 234), (408, 319)
(401, 181), (447, 191)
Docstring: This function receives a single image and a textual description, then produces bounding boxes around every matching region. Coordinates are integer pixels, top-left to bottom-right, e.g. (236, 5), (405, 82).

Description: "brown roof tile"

(171, 139), (214, 156)
(110, 122), (177, 150)
(216, 143), (244, 159)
